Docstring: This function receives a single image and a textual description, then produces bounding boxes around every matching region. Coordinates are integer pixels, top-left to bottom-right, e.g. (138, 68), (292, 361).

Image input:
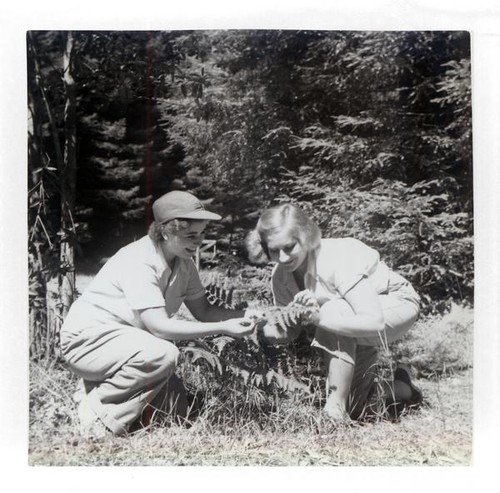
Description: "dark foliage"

(28, 30), (472, 360)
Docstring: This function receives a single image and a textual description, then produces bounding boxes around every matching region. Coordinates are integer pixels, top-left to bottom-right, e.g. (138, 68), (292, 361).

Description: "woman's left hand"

(292, 290), (321, 325)
(293, 290), (319, 309)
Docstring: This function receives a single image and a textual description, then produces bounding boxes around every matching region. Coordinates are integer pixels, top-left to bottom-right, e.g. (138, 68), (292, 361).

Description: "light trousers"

(61, 323), (180, 435)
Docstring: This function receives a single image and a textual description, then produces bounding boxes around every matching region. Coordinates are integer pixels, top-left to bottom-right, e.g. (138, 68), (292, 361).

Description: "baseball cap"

(152, 191), (222, 223)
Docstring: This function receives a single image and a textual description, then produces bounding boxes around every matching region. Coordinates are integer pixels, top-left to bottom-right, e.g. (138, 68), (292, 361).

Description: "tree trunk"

(27, 33), (55, 361)
(27, 32), (78, 361)
(56, 31), (78, 355)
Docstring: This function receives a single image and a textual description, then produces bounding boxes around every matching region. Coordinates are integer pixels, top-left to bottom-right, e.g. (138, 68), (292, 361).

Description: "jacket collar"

(304, 244), (321, 291)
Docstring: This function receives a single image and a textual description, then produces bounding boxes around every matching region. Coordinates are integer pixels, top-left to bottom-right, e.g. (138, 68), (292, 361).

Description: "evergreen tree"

(28, 29), (474, 363)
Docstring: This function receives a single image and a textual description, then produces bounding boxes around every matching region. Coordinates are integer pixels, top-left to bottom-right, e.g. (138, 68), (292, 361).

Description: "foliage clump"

(179, 274), (314, 395)
(28, 29), (472, 356)
(390, 303), (473, 378)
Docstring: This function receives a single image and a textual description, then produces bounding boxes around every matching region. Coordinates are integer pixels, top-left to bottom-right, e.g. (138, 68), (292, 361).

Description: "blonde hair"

(245, 204), (321, 264)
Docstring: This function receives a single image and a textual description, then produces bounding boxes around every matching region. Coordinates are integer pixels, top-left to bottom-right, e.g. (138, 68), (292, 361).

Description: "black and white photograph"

(1, 0), (500, 488)
(26, 27), (473, 466)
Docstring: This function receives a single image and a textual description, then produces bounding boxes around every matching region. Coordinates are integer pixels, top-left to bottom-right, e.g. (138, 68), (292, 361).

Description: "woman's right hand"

(221, 318), (256, 338)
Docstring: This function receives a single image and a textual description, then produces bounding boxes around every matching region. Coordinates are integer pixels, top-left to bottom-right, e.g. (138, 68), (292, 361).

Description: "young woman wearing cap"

(60, 191), (257, 437)
(246, 203), (422, 423)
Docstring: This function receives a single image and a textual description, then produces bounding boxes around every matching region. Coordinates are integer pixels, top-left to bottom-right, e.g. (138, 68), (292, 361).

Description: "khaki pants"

(311, 285), (420, 419)
(61, 323), (180, 435)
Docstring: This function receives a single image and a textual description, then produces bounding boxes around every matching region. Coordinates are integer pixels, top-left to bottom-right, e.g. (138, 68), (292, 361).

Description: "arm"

(184, 294), (245, 322)
(139, 305), (253, 341)
(314, 279), (385, 338)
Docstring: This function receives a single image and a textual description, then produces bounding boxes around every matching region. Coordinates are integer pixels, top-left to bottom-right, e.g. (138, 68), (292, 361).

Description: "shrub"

(390, 303), (473, 377)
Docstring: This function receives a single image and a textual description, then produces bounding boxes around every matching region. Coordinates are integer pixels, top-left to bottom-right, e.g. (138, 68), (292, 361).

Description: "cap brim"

(175, 210), (222, 221)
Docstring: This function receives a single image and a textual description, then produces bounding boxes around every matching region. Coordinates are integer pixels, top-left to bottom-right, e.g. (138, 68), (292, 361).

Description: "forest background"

(28, 30), (472, 360)
(26, 30), (475, 466)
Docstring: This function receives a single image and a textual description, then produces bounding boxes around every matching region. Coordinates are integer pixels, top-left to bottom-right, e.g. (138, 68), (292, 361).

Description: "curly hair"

(245, 204), (321, 264)
(148, 218), (193, 244)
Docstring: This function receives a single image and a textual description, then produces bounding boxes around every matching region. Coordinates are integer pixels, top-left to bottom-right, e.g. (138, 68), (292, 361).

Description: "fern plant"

(178, 281), (316, 395)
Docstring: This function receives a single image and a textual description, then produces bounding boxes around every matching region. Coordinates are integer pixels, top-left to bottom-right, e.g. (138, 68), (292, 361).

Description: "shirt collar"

(304, 244), (320, 290)
(154, 238), (194, 278)
(153, 237), (172, 275)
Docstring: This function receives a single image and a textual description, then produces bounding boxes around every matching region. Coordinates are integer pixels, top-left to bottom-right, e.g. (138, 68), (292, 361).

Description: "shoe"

(384, 364), (423, 419)
(393, 364), (423, 406)
(77, 394), (109, 439)
(73, 379), (86, 403)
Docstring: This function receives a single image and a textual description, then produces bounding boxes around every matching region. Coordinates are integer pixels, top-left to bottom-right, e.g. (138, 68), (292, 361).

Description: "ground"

(28, 364), (471, 466)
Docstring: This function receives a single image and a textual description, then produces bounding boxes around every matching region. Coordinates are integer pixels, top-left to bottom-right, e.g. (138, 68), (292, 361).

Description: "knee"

(316, 327), (356, 353)
(140, 340), (179, 376)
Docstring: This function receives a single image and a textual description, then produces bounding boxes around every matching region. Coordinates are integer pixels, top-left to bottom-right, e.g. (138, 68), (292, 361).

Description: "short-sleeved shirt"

(272, 238), (404, 307)
(62, 235), (205, 333)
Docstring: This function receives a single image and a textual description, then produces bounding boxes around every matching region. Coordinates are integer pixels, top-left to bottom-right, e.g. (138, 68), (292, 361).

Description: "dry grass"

(28, 362), (472, 466)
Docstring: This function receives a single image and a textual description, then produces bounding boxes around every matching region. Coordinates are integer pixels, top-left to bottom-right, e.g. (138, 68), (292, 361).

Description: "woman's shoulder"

(110, 236), (161, 269)
(316, 238), (379, 269)
(116, 235), (153, 254)
(318, 237), (367, 254)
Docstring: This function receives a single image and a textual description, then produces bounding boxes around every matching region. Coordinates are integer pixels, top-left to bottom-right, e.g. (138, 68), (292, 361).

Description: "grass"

(28, 363), (472, 466)
(28, 270), (473, 466)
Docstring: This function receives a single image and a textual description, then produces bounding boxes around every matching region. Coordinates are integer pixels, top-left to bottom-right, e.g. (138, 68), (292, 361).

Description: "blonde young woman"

(61, 191), (257, 437)
(246, 204), (422, 422)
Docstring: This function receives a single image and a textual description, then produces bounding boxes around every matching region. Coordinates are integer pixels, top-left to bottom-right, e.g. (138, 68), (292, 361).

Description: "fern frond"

(203, 275), (248, 310)
(182, 344), (224, 375)
(265, 369), (310, 394)
(210, 335), (236, 355)
(179, 280), (314, 395)
(256, 302), (318, 334)
(205, 282), (234, 309)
